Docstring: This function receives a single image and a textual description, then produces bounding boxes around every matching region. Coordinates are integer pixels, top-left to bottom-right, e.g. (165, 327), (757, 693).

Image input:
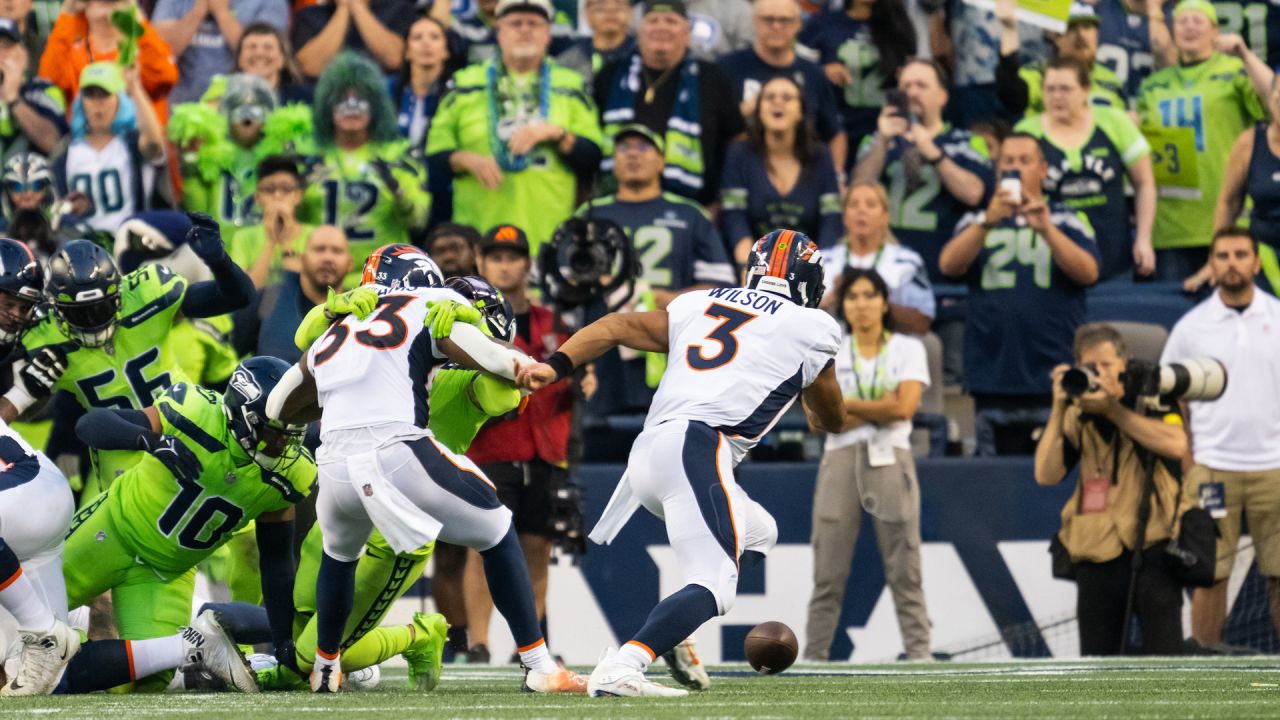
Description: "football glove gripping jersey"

(445, 275), (515, 342)
(424, 299), (484, 340)
(5, 346), (69, 414)
(325, 286), (379, 321)
(136, 431), (204, 485)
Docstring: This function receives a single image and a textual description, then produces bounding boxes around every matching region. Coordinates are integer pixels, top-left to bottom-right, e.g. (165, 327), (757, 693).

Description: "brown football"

(744, 621), (798, 674)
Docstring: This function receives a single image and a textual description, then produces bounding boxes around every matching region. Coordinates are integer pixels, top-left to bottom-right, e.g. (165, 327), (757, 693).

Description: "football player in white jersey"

(265, 244), (586, 695)
(519, 229), (846, 697)
(0, 239), (80, 695)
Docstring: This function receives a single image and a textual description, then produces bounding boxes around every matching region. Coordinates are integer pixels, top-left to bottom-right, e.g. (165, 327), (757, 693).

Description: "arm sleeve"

(74, 408), (153, 450)
(255, 519), (298, 647)
(181, 254), (256, 317)
(995, 52), (1029, 117)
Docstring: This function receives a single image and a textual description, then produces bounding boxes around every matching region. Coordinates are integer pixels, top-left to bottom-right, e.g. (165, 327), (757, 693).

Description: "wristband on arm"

(547, 351), (574, 383)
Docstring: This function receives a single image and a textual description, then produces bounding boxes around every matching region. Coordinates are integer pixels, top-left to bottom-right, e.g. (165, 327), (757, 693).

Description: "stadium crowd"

(0, 0), (1277, 691)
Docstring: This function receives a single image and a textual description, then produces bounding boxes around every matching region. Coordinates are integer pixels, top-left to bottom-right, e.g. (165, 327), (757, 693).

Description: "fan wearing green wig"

(299, 52), (430, 284)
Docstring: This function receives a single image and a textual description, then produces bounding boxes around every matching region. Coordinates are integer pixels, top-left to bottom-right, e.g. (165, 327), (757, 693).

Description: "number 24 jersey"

(645, 287), (841, 464)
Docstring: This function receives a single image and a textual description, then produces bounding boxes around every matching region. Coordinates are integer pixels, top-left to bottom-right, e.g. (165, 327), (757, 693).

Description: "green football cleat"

(403, 612), (449, 692)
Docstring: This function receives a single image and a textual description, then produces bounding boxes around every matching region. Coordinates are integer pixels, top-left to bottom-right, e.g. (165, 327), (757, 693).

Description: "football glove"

(425, 299), (484, 340)
(4, 347), (68, 415)
(326, 286), (379, 320)
(137, 432), (203, 485)
(185, 211), (227, 263)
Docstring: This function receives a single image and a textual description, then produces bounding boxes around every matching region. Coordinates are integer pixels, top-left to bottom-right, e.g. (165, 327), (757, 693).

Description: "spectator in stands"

(237, 224), (352, 363)
(153, 0), (290, 105)
(820, 182), (933, 334)
(556, 0), (634, 86)
(636, 0), (753, 61)
(939, 133), (1099, 456)
(423, 222), (479, 278)
(0, 153), (58, 248)
(1035, 323), (1188, 656)
(852, 58), (991, 284)
(1016, 57), (1156, 281)
(721, 75), (840, 262)
(430, 0), (602, 256)
(227, 154), (314, 287)
(803, 267), (931, 662)
(577, 123), (733, 412)
(391, 13), (460, 154)
(1095, 0), (1173, 101)
(596, 0), (744, 207)
(1137, 0), (1265, 282)
(1162, 227), (1280, 649)
(40, 0), (178, 122)
(235, 21), (311, 104)
(292, 0), (417, 79)
(947, 0), (1050, 126)
(462, 223), (591, 663)
(453, 0), (574, 66)
(719, 0), (845, 169)
(1, 0), (49, 64)
(1201, 76), (1280, 292)
(0, 18), (67, 155)
(52, 62), (167, 232)
(798, 0), (915, 161)
(996, 1), (1125, 115)
(304, 52), (429, 274)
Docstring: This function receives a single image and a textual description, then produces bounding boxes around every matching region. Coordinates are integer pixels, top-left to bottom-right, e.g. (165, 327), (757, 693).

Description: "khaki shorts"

(1185, 465), (1280, 580)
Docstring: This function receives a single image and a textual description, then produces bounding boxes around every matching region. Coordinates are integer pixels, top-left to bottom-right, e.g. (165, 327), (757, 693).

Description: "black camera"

(538, 217), (638, 311)
(1061, 358), (1227, 404)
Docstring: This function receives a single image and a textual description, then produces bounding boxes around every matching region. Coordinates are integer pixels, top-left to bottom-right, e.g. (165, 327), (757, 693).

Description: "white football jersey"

(66, 137), (137, 233)
(645, 287), (841, 463)
(307, 286), (467, 436)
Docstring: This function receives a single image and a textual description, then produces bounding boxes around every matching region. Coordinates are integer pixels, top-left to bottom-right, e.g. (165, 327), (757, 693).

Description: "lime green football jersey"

(1136, 52), (1265, 249)
(107, 381), (315, 580)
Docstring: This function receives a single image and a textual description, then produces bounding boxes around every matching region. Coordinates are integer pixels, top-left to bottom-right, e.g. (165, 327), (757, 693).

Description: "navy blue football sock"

(315, 552), (358, 658)
(64, 641), (135, 693)
(198, 601), (272, 645)
(631, 584), (719, 660)
(479, 527), (542, 648)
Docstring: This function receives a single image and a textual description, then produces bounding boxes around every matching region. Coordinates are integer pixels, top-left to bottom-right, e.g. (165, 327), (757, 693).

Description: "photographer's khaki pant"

(804, 443), (931, 660)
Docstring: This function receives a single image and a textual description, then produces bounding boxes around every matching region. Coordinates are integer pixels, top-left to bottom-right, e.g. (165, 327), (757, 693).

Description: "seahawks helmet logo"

(229, 367), (263, 402)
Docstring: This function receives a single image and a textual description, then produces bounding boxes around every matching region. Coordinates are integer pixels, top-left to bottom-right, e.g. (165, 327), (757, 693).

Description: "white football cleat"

(523, 666), (588, 693)
(662, 636), (710, 690)
(182, 610), (259, 693)
(1, 620), (81, 696)
(346, 664), (381, 691)
(588, 650), (688, 698)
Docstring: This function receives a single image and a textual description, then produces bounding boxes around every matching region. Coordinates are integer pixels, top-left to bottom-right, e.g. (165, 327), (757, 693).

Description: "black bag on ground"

(1164, 507), (1217, 588)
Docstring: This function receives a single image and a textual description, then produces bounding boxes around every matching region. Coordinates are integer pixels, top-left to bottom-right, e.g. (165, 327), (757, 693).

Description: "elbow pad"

(448, 323), (532, 381)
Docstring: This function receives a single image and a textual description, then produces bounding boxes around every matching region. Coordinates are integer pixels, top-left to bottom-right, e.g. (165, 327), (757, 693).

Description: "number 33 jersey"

(644, 287), (841, 464)
(307, 286), (468, 438)
(105, 382), (315, 580)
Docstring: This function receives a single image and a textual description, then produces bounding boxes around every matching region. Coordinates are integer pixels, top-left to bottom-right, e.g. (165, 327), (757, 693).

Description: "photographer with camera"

(1162, 226), (1280, 648)
(1035, 323), (1190, 656)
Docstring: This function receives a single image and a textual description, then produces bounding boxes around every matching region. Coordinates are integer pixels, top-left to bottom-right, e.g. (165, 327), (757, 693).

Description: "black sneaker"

(466, 645), (491, 664)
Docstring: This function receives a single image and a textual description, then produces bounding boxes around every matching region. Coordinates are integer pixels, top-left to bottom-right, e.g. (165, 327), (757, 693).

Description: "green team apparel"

(227, 223), (317, 288)
(1136, 52), (1265, 249)
(427, 58), (603, 255)
(300, 141), (429, 283)
(170, 315), (240, 388)
(23, 264), (193, 498)
(61, 381), (314, 689)
(181, 144), (260, 242)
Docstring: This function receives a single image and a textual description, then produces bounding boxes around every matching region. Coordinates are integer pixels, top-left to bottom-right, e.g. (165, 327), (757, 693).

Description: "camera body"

(537, 217), (638, 312)
(1061, 358), (1227, 406)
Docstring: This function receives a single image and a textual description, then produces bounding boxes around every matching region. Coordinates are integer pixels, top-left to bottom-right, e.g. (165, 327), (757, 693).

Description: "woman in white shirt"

(803, 267), (932, 661)
(820, 182), (934, 334)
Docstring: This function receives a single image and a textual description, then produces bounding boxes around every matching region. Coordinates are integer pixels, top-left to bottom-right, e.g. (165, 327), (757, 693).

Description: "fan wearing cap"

(38, 0), (178, 123)
(301, 52), (430, 270)
(1137, 0), (1267, 280)
(0, 17), (67, 156)
(50, 61), (167, 233)
(996, 1), (1126, 114)
(152, 0), (290, 105)
(594, 0), (746, 206)
(451, 0), (578, 67)
(427, 0), (602, 258)
(175, 73), (280, 240)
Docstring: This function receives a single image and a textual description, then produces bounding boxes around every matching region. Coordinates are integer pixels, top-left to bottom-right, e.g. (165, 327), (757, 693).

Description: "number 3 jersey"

(953, 206), (1099, 397)
(307, 286), (468, 441)
(644, 287), (841, 464)
(104, 382), (315, 580)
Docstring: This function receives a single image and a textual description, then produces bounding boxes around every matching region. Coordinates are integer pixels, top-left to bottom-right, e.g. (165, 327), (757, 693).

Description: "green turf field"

(1, 659), (1278, 718)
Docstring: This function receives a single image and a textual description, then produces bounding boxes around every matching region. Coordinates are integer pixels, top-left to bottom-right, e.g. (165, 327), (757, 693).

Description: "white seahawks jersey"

(307, 286), (466, 437)
(66, 137), (136, 232)
(645, 287), (841, 463)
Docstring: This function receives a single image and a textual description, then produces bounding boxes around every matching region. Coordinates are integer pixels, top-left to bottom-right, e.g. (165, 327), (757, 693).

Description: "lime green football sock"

(338, 625), (416, 672)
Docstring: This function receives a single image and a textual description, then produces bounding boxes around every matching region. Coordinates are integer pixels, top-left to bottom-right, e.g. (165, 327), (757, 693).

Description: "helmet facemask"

(55, 294), (120, 348)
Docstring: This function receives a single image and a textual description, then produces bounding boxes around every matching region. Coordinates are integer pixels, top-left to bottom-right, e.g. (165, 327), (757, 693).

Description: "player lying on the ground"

(22, 214), (254, 499)
(267, 244), (585, 694)
(201, 276), (522, 692)
(0, 238), (81, 696)
(56, 357), (315, 693)
(518, 230), (846, 697)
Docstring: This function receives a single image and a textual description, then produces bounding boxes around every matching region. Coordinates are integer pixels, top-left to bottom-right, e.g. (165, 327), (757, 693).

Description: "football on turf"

(744, 621), (798, 674)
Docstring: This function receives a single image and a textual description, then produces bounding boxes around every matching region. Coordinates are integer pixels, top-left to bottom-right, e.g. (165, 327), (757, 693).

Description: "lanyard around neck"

(851, 330), (891, 400)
